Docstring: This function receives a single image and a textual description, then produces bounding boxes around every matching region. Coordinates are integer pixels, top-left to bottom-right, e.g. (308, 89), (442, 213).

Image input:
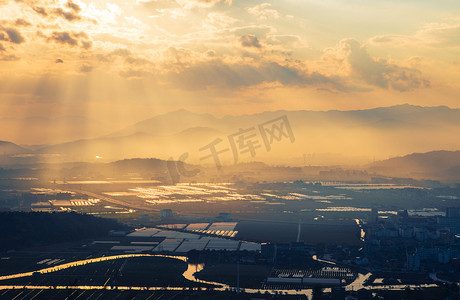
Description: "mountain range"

(1, 104), (459, 169)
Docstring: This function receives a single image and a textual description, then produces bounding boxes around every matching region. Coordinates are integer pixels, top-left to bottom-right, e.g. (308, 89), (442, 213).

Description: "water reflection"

(0, 253), (441, 297)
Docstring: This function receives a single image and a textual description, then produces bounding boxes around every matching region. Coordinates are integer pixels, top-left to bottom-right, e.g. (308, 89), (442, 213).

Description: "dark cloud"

(53, 7), (81, 21)
(168, 59), (352, 92)
(240, 34), (262, 48)
(49, 31), (77, 46)
(32, 6), (48, 16)
(81, 40), (92, 49)
(47, 31), (92, 49)
(55, 58), (63, 63)
(66, 0), (81, 13)
(21, 0), (83, 22)
(0, 26), (25, 60)
(0, 28), (26, 44)
(340, 39), (430, 91)
(15, 18), (32, 26)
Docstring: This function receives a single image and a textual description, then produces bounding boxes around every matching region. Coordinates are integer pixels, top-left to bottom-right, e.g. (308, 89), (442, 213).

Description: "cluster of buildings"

(364, 207), (460, 272)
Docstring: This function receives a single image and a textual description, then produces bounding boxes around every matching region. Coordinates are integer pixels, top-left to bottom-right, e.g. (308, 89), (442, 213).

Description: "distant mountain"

(104, 104), (460, 136)
(0, 141), (29, 155)
(0, 116), (117, 145)
(108, 109), (221, 137)
(369, 150), (460, 181)
(4, 104), (460, 166)
(36, 126), (223, 162)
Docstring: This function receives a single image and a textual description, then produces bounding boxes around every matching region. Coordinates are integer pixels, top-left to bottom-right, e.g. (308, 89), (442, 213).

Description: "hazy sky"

(1, 0), (460, 141)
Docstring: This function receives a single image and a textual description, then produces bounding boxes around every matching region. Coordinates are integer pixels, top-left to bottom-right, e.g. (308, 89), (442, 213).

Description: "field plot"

(175, 238), (210, 252)
(235, 221), (298, 243)
(299, 223), (361, 246)
(154, 238), (183, 252)
(0, 256), (206, 288)
(203, 222), (238, 237)
(157, 224), (187, 230)
(153, 230), (200, 239)
(239, 242), (262, 251)
(129, 183), (236, 200)
(127, 228), (161, 237)
(195, 264), (272, 288)
(236, 220), (361, 245)
(185, 223), (210, 232)
(207, 222), (237, 231)
(205, 238), (239, 251)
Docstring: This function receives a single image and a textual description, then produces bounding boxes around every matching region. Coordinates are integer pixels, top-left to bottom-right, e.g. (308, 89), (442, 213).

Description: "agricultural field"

(195, 264), (273, 289)
(235, 220), (361, 246)
(0, 256), (210, 288)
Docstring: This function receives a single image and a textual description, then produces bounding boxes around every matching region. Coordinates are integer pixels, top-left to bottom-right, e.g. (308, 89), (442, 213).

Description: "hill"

(0, 141), (29, 155)
(369, 150), (460, 181)
(3, 104), (460, 166)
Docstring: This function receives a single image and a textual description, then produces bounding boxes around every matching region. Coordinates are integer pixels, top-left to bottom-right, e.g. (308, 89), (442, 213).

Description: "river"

(0, 253), (442, 297)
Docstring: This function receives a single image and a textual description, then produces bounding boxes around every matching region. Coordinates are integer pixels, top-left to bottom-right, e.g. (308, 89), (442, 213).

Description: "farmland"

(235, 220), (361, 246)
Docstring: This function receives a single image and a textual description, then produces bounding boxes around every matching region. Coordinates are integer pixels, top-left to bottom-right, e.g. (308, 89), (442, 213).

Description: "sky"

(0, 0), (460, 144)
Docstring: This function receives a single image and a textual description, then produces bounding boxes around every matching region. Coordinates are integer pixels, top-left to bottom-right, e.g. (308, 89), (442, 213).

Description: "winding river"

(0, 253), (443, 296)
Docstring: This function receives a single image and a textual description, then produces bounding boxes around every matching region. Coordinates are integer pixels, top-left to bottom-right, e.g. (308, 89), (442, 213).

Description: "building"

(407, 253), (420, 271)
(398, 226), (413, 238)
(368, 208), (379, 224)
(446, 207), (460, 219)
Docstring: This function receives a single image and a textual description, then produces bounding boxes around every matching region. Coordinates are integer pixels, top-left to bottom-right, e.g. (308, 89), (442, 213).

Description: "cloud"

(14, 19), (32, 26)
(231, 25), (273, 40)
(181, 0), (232, 9)
(21, 0), (84, 22)
(48, 31), (77, 46)
(53, 7), (81, 21)
(97, 48), (151, 66)
(136, 0), (179, 9)
(47, 31), (92, 49)
(240, 34), (262, 48)
(0, 53), (19, 61)
(32, 6), (48, 17)
(167, 58), (351, 91)
(137, 0), (231, 14)
(0, 28), (25, 44)
(80, 63), (93, 73)
(248, 3), (280, 20)
(55, 58), (63, 63)
(369, 22), (460, 48)
(328, 39), (430, 92)
(119, 69), (151, 79)
(417, 22), (460, 47)
(66, 0), (81, 13)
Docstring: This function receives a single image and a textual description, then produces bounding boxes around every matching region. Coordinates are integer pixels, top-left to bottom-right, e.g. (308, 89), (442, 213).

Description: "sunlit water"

(0, 253), (441, 296)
